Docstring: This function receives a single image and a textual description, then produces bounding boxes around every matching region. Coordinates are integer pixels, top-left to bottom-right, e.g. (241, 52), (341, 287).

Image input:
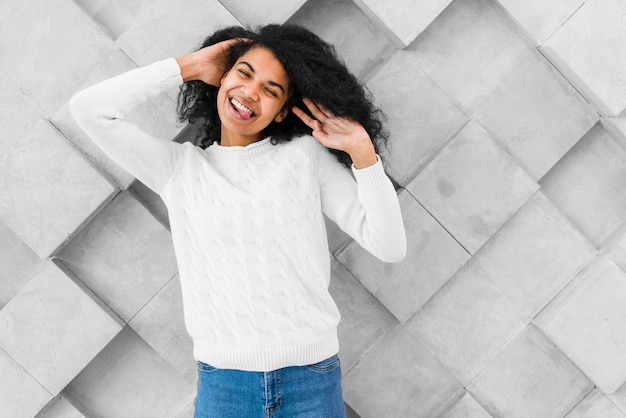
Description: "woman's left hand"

(292, 98), (378, 168)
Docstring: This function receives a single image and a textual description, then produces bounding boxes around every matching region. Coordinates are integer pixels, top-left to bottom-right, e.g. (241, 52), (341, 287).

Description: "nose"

(240, 84), (259, 101)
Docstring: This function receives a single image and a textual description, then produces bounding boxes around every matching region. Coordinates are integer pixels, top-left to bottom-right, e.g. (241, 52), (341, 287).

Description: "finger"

(291, 106), (316, 130)
(313, 100), (335, 119)
(312, 120), (329, 141)
(302, 98), (331, 122)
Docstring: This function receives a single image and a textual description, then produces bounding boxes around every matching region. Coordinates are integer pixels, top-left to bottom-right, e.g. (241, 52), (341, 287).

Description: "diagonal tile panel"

(407, 120), (538, 254)
(540, 124), (626, 247)
(609, 383), (626, 415)
(288, 0), (396, 80)
(129, 275), (196, 384)
(438, 392), (492, 418)
(475, 50), (598, 180)
(602, 114), (626, 146)
(407, 262), (527, 386)
(37, 396), (86, 418)
(337, 189), (469, 323)
(473, 192), (596, 320)
(56, 191), (178, 322)
(0, 0), (116, 114)
(410, 0), (529, 111)
(115, 0), (241, 65)
(352, 0), (453, 47)
(541, 0), (626, 115)
(536, 259), (626, 393)
(52, 50), (181, 189)
(469, 326), (592, 418)
(343, 325), (462, 418)
(566, 389), (626, 418)
(328, 258), (397, 375)
(0, 67), (45, 145)
(219, 0), (306, 27)
(496, 0), (585, 45)
(0, 261), (122, 395)
(0, 221), (41, 309)
(73, 0), (154, 40)
(367, 50), (467, 186)
(0, 348), (52, 418)
(609, 232), (626, 273)
(0, 120), (116, 257)
(63, 326), (195, 418)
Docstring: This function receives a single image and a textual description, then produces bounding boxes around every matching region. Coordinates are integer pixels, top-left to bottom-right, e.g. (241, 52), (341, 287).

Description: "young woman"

(71, 24), (406, 418)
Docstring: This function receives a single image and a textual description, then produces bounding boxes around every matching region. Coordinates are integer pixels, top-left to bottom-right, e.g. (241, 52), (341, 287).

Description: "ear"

(274, 108), (288, 123)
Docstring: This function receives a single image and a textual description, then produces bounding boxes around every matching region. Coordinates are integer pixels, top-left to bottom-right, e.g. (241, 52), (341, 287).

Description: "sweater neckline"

(210, 137), (273, 156)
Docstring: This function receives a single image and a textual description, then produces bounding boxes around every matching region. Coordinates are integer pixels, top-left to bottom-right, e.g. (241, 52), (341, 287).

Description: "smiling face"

(217, 46), (291, 146)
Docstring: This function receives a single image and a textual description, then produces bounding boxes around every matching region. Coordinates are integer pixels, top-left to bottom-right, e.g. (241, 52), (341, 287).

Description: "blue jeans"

(194, 355), (346, 418)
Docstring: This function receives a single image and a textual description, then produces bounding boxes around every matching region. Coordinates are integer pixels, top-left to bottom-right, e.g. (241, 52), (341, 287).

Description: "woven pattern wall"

(2, 0), (626, 417)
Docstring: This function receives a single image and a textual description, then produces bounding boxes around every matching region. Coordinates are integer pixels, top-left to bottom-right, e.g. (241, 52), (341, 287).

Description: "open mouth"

(230, 97), (256, 120)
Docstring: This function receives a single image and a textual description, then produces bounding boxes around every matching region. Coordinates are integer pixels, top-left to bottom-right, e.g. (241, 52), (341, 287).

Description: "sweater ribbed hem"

(352, 155), (391, 190)
(193, 330), (339, 372)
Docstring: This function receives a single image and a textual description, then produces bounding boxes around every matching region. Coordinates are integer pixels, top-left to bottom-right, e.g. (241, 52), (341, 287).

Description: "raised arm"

(70, 39), (241, 193)
(293, 99), (407, 262)
(70, 58), (185, 193)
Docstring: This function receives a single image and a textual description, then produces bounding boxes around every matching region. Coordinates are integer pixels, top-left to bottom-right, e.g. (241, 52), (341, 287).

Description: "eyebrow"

(238, 61), (286, 95)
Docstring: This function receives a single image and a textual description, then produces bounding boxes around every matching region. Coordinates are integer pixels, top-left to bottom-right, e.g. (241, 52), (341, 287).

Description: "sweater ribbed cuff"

(154, 58), (184, 90)
(351, 155), (390, 190)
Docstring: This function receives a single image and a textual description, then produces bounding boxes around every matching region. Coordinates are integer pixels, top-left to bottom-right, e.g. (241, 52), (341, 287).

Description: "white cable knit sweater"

(70, 58), (406, 372)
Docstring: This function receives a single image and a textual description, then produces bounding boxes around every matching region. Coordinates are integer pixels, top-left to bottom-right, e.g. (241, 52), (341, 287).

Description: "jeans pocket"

(305, 355), (340, 373)
(197, 361), (219, 372)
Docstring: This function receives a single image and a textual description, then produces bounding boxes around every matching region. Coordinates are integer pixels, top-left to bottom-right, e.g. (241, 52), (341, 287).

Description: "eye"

(265, 88), (278, 98)
(238, 69), (250, 78)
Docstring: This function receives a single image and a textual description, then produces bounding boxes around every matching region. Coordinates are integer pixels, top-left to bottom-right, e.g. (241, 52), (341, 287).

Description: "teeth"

(231, 98), (254, 115)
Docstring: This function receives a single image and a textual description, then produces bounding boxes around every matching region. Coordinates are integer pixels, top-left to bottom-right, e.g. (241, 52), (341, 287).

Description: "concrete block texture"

(337, 189), (469, 322)
(474, 50), (598, 180)
(565, 389), (626, 418)
(408, 120), (538, 254)
(407, 262), (527, 385)
(410, 0), (529, 111)
(289, 0), (396, 80)
(56, 192), (178, 322)
(343, 325), (462, 418)
(0, 348), (52, 418)
(110, 0), (240, 65)
(63, 326), (195, 418)
(0, 120), (115, 257)
(36, 396), (87, 418)
(0, 0), (116, 114)
(468, 326), (593, 418)
(353, 0), (453, 47)
(367, 51), (467, 185)
(3, 0), (626, 416)
(541, 0), (626, 115)
(328, 258), (397, 375)
(0, 221), (41, 309)
(496, 0), (584, 45)
(219, 0), (306, 26)
(473, 192), (596, 320)
(129, 275), (196, 384)
(540, 124), (626, 247)
(438, 392), (492, 418)
(0, 261), (122, 395)
(536, 259), (626, 393)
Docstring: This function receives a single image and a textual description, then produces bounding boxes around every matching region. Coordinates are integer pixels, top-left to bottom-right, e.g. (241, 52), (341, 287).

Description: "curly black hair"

(177, 24), (388, 167)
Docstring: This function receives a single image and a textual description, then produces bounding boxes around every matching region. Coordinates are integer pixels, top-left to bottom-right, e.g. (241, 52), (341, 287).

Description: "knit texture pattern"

(70, 59), (406, 371)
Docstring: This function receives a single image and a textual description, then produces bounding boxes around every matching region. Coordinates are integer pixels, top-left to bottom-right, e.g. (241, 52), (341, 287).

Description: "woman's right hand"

(176, 39), (243, 85)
